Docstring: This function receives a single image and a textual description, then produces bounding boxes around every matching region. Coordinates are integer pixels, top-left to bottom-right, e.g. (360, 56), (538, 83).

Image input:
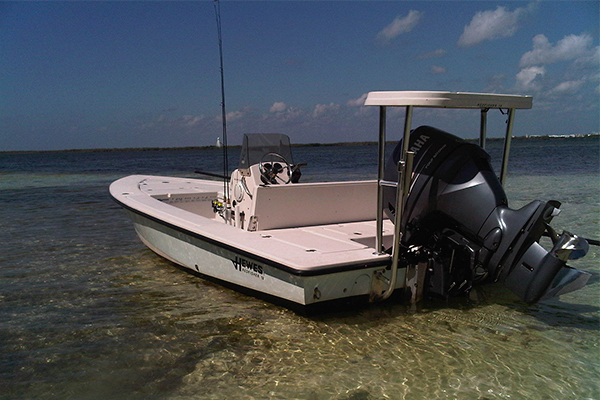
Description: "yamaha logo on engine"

(409, 134), (429, 154)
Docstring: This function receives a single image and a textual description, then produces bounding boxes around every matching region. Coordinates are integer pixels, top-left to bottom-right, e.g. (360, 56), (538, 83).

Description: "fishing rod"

(214, 0), (229, 202)
(194, 169), (230, 181)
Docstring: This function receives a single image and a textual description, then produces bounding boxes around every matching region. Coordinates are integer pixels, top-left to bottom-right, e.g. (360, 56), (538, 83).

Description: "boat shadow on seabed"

(305, 282), (600, 335)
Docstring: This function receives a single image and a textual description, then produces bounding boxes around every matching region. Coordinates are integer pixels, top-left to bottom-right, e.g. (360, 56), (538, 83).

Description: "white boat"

(110, 91), (590, 309)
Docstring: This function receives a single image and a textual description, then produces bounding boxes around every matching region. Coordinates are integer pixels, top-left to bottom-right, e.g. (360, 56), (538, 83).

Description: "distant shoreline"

(2, 133), (598, 155)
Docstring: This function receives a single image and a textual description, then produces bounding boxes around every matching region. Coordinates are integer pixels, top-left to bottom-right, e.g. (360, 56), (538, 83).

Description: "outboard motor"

(384, 126), (590, 304)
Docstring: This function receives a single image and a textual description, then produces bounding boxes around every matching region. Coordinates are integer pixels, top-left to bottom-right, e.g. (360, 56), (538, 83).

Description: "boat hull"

(122, 207), (397, 307)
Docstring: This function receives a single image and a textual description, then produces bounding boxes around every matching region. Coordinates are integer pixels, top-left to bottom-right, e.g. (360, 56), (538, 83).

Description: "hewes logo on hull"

(232, 256), (265, 280)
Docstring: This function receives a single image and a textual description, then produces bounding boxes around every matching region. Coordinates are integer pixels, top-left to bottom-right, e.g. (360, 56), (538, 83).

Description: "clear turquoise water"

(0, 138), (598, 399)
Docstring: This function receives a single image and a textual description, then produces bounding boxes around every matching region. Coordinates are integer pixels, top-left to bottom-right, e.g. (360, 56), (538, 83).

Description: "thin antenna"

(214, 0), (229, 202)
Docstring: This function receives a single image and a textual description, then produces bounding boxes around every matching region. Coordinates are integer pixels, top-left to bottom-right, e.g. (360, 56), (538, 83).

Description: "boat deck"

(244, 219), (395, 273)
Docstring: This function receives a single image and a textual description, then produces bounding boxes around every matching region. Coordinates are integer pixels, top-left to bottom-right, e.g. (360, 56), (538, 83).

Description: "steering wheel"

(259, 152), (292, 184)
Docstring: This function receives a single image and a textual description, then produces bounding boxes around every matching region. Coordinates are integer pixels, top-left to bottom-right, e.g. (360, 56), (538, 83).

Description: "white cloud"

(431, 65), (446, 74)
(547, 80), (585, 96)
(520, 34), (594, 68)
(514, 66), (545, 92)
(225, 110), (244, 121)
(313, 103), (341, 118)
(269, 102), (287, 113)
(136, 114), (210, 134)
(573, 45), (600, 68)
(513, 33), (599, 99)
(376, 10), (422, 43)
(347, 93), (368, 107)
(263, 106), (304, 123)
(458, 5), (530, 47)
(417, 49), (447, 59)
(182, 115), (204, 127)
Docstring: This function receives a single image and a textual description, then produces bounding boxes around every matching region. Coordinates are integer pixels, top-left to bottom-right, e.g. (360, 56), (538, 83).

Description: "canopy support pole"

(500, 108), (515, 187)
(402, 106), (414, 155)
(479, 109), (488, 149)
(375, 106), (387, 254)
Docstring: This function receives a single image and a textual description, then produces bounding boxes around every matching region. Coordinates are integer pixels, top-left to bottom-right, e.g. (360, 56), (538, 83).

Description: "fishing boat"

(110, 91), (591, 309)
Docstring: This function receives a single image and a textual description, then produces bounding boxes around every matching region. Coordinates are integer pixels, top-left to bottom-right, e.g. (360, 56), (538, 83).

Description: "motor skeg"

(384, 126), (590, 304)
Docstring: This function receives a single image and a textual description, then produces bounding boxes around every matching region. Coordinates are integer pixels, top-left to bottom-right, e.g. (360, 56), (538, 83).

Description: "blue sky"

(1, 1), (598, 151)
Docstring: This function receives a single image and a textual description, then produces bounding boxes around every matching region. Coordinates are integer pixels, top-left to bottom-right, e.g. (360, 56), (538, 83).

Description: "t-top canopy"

(364, 91), (532, 110)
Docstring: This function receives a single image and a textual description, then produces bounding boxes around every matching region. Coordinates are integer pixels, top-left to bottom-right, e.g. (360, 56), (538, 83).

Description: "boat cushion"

(252, 181), (377, 230)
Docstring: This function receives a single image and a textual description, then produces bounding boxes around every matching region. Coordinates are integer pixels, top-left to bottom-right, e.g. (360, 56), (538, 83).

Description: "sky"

(1, 1), (598, 151)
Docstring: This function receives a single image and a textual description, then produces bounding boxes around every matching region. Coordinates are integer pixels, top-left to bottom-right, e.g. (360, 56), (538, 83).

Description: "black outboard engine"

(384, 126), (590, 304)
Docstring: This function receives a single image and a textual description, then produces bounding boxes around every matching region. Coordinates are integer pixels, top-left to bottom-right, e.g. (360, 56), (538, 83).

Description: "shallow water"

(0, 137), (598, 399)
